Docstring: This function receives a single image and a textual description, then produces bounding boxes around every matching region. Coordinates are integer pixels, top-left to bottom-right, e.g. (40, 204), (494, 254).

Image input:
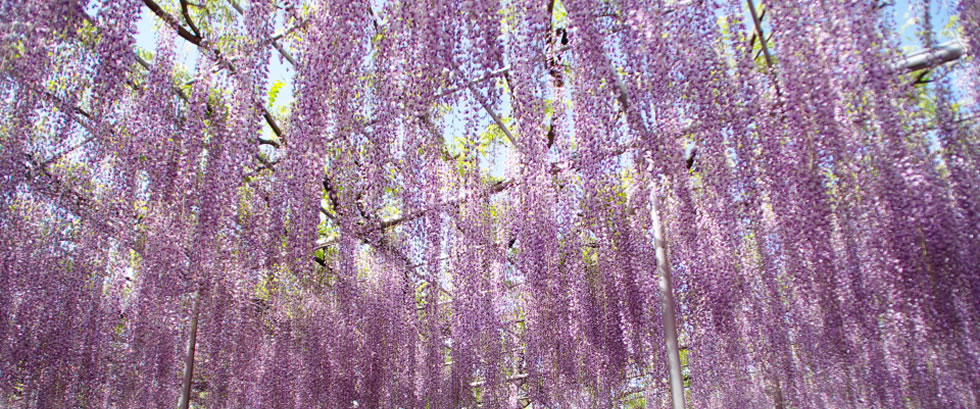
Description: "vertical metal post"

(650, 188), (686, 409)
(178, 289), (201, 409)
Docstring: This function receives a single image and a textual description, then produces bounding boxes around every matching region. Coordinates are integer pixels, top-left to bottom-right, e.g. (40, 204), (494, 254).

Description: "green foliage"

(551, 0), (568, 26)
(267, 79), (286, 108)
(622, 394), (646, 408)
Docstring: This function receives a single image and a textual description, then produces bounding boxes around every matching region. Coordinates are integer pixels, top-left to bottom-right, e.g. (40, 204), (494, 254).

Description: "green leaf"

(268, 80), (285, 108)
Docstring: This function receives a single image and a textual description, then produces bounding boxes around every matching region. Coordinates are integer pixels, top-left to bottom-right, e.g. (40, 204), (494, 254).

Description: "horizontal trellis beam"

(897, 39), (966, 72)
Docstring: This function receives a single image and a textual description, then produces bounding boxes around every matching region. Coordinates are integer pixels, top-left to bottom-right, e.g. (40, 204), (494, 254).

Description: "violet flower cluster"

(0, 0), (977, 408)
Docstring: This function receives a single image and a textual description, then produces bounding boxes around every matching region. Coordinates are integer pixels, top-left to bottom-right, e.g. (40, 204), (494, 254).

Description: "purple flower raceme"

(0, 0), (976, 408)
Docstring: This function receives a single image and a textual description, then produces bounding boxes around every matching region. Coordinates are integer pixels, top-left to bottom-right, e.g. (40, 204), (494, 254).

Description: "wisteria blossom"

(0, 0), (977, 408)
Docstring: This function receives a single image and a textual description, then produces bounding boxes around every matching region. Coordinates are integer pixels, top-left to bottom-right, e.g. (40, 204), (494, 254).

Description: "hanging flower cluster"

(1, 0), (977, 408)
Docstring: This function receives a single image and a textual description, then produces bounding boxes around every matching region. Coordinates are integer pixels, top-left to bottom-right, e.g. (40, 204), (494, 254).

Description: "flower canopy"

(1, 0), (978, 408)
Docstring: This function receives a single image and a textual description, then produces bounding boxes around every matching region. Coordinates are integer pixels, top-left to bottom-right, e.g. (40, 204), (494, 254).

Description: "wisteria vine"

(1, 0), (978, 408)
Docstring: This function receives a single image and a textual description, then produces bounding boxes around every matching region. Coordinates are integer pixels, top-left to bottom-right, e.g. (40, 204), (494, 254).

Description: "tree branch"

(142, 0), (202, 46)
(227, 0), (301, 65)
(180, 0), (202, 38)
(746, 0), (773, 68)
(452, 66), (521, 153)
(144, 0), (285, 141)
(746, 0), (781, 96)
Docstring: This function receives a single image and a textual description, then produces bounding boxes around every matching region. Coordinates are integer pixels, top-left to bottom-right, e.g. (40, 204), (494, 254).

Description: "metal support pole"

(650, 188), (686, 409)
(178, 289), (201, 409)
(897, 39), (965, 72)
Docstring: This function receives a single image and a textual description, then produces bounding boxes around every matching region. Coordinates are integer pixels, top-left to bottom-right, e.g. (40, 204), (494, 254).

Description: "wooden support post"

(178, 289), (201, 409)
